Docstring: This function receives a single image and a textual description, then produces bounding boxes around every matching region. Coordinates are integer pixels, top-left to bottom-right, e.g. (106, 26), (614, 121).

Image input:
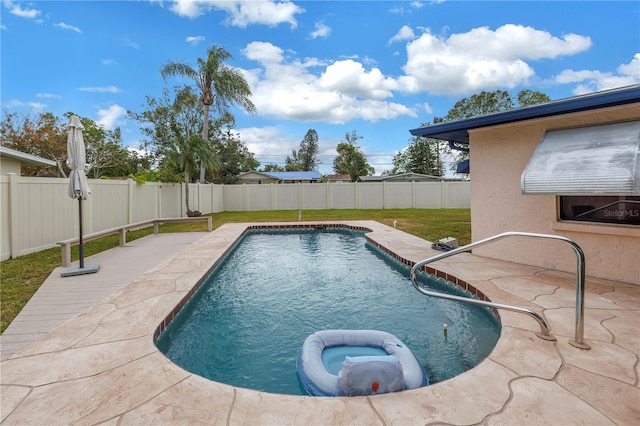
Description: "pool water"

(156, 229), (501, 395)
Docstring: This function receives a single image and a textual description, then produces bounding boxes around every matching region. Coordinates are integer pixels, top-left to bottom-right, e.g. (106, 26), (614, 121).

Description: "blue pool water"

(156, 228), (501, 395)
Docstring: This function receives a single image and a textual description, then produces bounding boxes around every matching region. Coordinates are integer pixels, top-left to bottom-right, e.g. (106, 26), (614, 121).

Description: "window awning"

(521, 120), (640, 195)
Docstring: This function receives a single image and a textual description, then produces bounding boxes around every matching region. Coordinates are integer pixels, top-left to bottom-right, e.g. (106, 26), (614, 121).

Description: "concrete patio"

(1, 221), (638, 425)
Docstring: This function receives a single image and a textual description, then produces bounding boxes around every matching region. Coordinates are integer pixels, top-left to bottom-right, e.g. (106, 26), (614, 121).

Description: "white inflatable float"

(297, 329), (428, 396)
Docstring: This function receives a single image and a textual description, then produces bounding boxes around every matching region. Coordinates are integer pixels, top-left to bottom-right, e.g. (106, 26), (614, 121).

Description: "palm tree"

(160, 44), (256, 183)
(165, 133), (219, 215)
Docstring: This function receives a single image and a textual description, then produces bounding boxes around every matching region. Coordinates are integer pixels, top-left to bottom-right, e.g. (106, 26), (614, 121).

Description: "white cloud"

(618, 53), (640, 77)
(36, 93), (62, 99)
(236, 126), (292, 156)
(555, 53), (640, 95)
(122, 38), (140, 49)
(96, 104), (127, 130)
(186, 35), (205, 45)
(54, 22), (81, 33)
(102, 59), (117, 65)
(242, 41), (285, 64)
(309, 22), (331, 39)
(242, 42), (416, 124)
(4, 0), (40, 18)
(78, 86), (121, 93)
(168, 0), (303, 28)
(3, 99), (46, 109)
(400, 24), (592, 95)
(318, 60), (398, 100)
(388, 25), (415, 45)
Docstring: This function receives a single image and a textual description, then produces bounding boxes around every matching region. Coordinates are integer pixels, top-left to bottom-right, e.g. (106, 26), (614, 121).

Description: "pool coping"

(1, 221), (638, 425)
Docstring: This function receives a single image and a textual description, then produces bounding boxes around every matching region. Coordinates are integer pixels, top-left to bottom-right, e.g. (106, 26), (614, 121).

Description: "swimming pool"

(157, 228), (501, 395)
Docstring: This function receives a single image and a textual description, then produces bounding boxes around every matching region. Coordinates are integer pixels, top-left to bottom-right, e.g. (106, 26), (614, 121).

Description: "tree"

(166, 133), (218, 214)
(445, 90), (513, 122)
(1, 110), (133, 178)
(261, 163), (284, 172)
(332, 131), (374, 181)
(392, 128), (444, 176)
(442, 89), (551, 172)
(160, 44), (256, 183)
(78, 117), (133, 179)
(129, 85), (220, 213)
(286, 129), (320, 171)
(211, 114), (259, 183)
(1, 110), (67, 176)
(517, 89), (551, 107)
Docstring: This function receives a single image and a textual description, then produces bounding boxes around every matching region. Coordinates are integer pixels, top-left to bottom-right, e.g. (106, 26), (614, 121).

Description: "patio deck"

(1, 222), (638, 425)
(0, 232), (208, 361)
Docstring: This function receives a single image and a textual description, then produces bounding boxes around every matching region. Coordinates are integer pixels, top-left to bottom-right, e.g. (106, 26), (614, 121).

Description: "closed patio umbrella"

(61, 115), (99, 277)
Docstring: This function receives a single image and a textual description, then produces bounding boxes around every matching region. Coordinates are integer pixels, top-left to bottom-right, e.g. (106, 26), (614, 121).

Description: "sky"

(1, 0), (639, 176)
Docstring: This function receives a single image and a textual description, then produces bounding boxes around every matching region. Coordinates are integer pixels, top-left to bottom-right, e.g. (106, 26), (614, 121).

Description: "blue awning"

(456, 159), (470, 174)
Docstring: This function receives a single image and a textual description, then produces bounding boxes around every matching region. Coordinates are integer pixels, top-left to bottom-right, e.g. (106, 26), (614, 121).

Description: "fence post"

(324, 181), (331, 209)
(270, 183), (276, 210)
(243, 183), (248, 211)
(157, 183), (162, 219)
(7, 173), (19, 259)
(128, 178), (134, 224)
(412, 181), (416, 208)
(196, 182), (201, 213)
(383, 181), (388, 209)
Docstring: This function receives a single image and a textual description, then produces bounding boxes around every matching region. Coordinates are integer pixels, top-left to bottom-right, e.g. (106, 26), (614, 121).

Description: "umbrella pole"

(78, 197), (85, 269)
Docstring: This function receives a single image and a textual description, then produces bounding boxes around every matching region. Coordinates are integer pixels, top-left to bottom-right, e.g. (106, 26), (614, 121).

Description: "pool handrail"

(410, 231), (590, 350)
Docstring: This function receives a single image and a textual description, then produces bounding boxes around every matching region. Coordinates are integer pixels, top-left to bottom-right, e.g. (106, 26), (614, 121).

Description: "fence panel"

(196, 183), (214, 214)
(274, 184), (300, 210)
(159, 183), (182, 218)
(358, 183), (385, 209)
(328, 183), (357, 209)
(414, 183), (445, 208)
(443, 181), (471, 208)
(301, 184), (328, 210)
(222, 185), (245, 211)
(90, 180), (129, 231)
(246, 184), (272, 211)
(131, 181), (160, 222)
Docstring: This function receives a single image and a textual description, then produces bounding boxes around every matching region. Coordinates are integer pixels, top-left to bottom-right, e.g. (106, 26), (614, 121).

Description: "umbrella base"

(61, 264), (100, 277)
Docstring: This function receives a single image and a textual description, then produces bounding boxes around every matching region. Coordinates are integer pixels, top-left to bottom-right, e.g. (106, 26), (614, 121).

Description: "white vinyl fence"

(0, 174), (469, 261)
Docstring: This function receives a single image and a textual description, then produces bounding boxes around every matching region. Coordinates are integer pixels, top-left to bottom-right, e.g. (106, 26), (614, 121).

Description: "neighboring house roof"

(327, 174), (351, 182)
(236, 171), (321, 182)
(409, 85), (640, 144)
(360, 173), (445, 182)
(0, 146), (56, 167)
(237, 171), (279, 180)
(265, 171), (321, 181)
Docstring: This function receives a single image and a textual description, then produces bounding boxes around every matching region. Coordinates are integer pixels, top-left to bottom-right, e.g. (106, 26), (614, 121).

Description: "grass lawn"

(0, 208), (470, 333)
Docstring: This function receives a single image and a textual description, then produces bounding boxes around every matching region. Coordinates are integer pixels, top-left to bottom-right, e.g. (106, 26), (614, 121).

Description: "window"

(559, 196), (640, 225)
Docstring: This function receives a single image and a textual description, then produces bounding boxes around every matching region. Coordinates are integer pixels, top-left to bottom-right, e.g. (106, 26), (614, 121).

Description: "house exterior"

(0, 146), (56, 176)
(236, 171), (322, 184)
(410, 85), (640, 284)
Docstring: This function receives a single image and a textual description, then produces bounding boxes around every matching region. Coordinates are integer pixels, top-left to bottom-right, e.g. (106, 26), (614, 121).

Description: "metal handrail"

(410, 231), (590, 349)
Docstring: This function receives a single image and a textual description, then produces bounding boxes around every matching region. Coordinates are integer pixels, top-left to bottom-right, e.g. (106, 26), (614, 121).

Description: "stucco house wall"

(469, 103), (640, 284)
(1, 157), (21, 175)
